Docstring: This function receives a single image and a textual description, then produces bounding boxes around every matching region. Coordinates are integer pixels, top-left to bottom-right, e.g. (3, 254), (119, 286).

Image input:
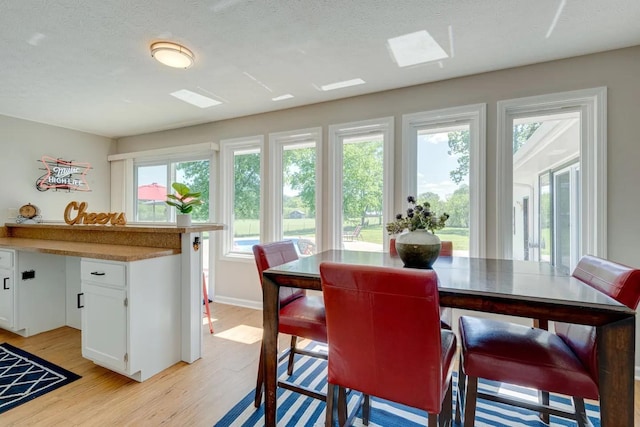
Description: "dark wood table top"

(264, 250), (634, 323)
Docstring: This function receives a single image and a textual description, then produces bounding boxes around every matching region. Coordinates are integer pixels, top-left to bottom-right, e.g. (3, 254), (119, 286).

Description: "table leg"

(263, 275), (280, 427)
(597, 316), (635, 427)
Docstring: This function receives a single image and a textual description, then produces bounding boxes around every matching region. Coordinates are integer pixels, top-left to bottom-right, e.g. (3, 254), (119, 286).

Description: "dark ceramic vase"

(394, 230), (441, 269)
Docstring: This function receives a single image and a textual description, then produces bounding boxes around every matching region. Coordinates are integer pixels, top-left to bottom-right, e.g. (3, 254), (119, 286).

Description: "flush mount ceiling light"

(150, 41), (194, 69)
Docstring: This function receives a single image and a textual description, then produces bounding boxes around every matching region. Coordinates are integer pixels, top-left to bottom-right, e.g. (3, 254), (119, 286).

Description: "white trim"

(402, 104), (486, 257)
(328, 117), (394, 250)
(496, 87), (607, 259)
(213, 296), (262, 311)
(269, 127), (323, 249)
(108, 142), (219, 162)
(219, 135), (265, 260)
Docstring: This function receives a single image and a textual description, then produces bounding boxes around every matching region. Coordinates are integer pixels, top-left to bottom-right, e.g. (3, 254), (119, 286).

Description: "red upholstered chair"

(439, 240), (453, 256)
(320, 262), (457, 427)
(456, 255), (640, 427)
(252, 241), (328, 407)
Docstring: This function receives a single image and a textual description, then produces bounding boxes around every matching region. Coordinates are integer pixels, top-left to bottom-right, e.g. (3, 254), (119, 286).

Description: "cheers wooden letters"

(64, 201), (127, 226)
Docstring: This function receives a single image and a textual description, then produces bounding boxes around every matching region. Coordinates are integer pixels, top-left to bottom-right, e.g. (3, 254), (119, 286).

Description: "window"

(328, 117), (394, 251)
(497, 88), (606, 265)
(269, 128), (322, 256)
(220, 136), (264, 256)
(134, 158), (210, 223)
(402, 104), (486, 257)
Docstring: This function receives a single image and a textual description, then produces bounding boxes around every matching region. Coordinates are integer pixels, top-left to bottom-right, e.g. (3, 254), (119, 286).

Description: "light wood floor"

(1, 303), (639, 426)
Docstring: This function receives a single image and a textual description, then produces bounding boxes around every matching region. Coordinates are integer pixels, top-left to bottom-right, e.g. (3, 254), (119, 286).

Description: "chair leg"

(455, 354), (466, 425)
(573, 397), (589, 427)
(287, 336), (298, 376)
(439, 379), (453, 427)
(254, 345), (264, 408)
(325, 383), (336, 427)
(428, 413), (438, 427)
(462, 376), (478, 427)
(362, 394), (371, 426)
(538, 390), (550, 424)
(337, 386), (348, 426)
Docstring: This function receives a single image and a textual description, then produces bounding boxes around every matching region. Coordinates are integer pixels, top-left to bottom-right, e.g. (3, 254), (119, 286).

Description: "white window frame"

(133, 154), (213, 223)
(219, 135), (265, 259)
(496, 87), (607, 259)
(327, 117), (394, 250)
(402, 104), (487, 257)
(269, 127), (323, 249)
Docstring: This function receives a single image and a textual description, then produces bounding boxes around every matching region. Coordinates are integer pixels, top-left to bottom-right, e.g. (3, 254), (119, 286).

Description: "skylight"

(272, 94), (294, 101)
(170, 89), (222, 108)
(387, 30), (449, 67)
(319, 78), (365, 91)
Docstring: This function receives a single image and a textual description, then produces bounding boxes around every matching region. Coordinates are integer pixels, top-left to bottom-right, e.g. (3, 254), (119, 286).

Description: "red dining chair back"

(456, 255), (640, 427)
(252, 241), (328, 407)
(320, 262), (457, 426)
(439, 240), (453, 256)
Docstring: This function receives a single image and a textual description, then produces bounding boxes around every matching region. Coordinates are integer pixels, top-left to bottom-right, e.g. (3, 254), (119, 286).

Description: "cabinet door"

(81, 282), (127, 372)
(0, 268), (14, 329)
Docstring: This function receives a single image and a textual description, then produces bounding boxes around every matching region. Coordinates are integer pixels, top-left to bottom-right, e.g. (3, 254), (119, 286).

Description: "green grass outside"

(234, 218), (470, 251)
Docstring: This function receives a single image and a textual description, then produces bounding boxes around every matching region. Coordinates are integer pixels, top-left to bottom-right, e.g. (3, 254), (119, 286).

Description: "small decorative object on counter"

(165, 182), (203, 227)
(386, 195), (449, 269)
(16, 203), (42, 224)
(64, 201), (127, 225)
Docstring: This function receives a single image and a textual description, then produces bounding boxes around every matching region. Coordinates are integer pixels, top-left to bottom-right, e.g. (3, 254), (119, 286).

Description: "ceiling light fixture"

(150, 41), (195, 69)
(319, 78), (365, 91)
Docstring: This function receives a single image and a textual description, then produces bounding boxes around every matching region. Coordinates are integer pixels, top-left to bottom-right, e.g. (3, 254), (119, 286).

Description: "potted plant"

(386, 196), (449, 268)
(165, 182), (203, 226)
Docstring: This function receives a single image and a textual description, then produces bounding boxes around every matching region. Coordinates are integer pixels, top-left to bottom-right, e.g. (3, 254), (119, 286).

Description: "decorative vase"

(176, 214), (192, 227)
(395, 229), (441, 269)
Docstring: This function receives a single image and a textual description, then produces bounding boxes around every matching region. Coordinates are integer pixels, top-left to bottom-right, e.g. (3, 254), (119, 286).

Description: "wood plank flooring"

(0, 303), (638, 426)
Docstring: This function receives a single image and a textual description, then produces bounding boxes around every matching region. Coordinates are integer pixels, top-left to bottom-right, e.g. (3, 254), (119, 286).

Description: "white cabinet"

(80, 255), (181, 382)
(0, 249), (15, 330)
(0, 250), (65, 336)
(81, 260), (128, 372)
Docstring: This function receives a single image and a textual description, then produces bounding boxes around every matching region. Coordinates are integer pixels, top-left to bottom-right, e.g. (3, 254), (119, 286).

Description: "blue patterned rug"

(214, 343), (600, 427)
(0, 343), (81, 414)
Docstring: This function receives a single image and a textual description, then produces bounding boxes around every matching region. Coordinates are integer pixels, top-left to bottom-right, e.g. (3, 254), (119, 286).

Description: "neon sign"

(36, 156), (91, 192)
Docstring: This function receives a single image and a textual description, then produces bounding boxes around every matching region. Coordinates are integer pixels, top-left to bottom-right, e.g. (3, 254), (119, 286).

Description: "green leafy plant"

(386, 195), (449, 235)
(165, 182), (203, 214)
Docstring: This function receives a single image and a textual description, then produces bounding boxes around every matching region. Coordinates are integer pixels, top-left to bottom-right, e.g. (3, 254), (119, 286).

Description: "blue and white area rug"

(215, 343), (600, 427)
(0, 343), (81, 414)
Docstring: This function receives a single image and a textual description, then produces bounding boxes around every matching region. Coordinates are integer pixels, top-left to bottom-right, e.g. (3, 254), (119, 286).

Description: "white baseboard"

(213, 295), (262, 311)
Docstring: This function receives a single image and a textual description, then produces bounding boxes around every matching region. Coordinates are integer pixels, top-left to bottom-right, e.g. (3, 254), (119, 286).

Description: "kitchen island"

(0, 222), (224, 381)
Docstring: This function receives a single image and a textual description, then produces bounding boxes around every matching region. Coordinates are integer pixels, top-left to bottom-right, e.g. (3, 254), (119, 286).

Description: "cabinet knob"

(90, 271), (106, 276)
(3, 277), (8, 290)
(77, 292), (84, 308)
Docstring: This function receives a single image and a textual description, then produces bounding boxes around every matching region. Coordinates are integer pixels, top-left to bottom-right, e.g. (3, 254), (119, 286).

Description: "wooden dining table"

(261, 250), (636, 426)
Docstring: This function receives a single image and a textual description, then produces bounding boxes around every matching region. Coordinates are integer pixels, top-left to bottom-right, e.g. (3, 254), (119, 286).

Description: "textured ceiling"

(1, 0), (639, 138)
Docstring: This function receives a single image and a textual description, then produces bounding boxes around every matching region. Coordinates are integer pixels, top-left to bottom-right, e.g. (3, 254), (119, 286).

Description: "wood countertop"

(0, 222), (225, 261)
(0, 237), (178, 262)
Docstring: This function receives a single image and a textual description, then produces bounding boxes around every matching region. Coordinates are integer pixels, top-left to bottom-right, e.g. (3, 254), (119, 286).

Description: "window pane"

(136, 164), (169, 222)
(282, 143), (317, 255)
(176, 160), (210, 222)
(342, 135), (383, 251)
(233, 150), (261, 253)
(416, 126), (470, 256)
(511, 114), (580, 270)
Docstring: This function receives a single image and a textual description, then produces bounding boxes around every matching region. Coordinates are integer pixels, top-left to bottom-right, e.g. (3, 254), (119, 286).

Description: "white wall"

(0, 115), (114, 222)
(116, 45), (640, 363)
